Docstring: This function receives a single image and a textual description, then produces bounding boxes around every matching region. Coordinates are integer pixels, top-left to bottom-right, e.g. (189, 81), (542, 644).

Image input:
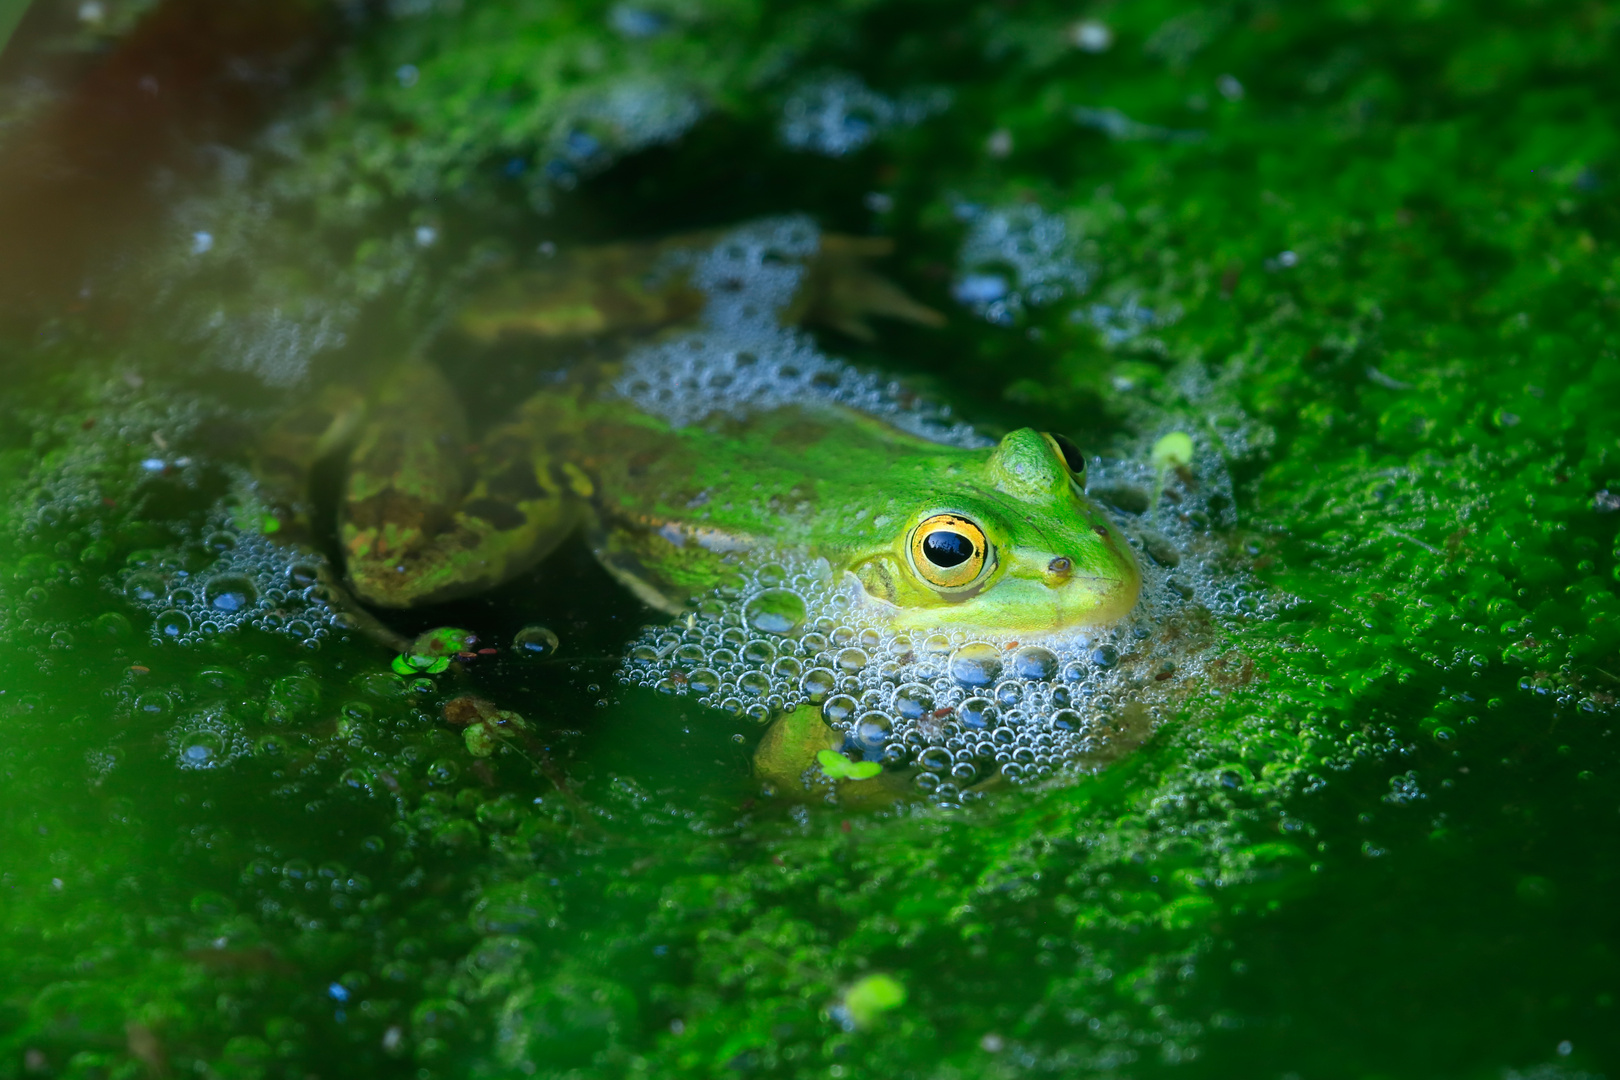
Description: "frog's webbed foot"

(793, 235), (946, 342)
(339, 362), (584, 608)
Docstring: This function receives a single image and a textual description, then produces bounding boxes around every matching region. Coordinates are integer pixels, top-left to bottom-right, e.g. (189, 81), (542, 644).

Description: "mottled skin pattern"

(258, 232), (1142, 642)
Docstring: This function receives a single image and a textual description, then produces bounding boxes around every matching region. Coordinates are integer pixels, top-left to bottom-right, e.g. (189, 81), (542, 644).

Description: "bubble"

(742, 639), (776, 665)
(426, 759), (460, 786)
(256, 733), (290, 756)
(1050, 710), (1084, 733)
(1010, 645), (1059, 681)
(743, 588), (808, 635)
(1090, 644), (1119, 669)
(174, 728), (225, 769)
(92, 611), (133, 640)
(823, 694), (858, 724)
(801, 667), (836, 701)
(778, 72), (948, 157)
(513, 625), (560, 658)
(688, 667), (721, 694)
(339, 767), (375, 792)
(949, 642), (1003, 687)
(958, 697), (998, 730)
(954, 203), (1091, 324)
(204, 574), (258, 613)
(135, 691), (172, 716)
(891, 683), (935, 721)
(154, 609), (192, 639)
(918, 747), (952, 772)
(124, 573), (166, 603)
(853, 712), (893, 752)
(269, 674), (320, 718)
(739, 671), (771, 697)
(837, 647), (870, 673)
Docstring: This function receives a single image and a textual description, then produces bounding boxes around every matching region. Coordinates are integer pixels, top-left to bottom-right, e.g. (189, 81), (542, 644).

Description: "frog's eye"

(910, 514), (989, 589)
(1044, 432), (1087, 477)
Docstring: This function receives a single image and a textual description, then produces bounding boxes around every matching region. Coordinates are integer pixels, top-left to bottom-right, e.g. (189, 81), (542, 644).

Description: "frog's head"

(850, 428), (1141, 636)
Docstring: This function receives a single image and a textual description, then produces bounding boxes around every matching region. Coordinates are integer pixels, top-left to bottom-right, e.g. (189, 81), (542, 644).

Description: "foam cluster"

(542, 76), (705, 188)
(952, 203), (1092, 325)
(118, 477), (347, 647)
(779, 73), (950, 156)
(613, 217), (987, 448)
(167, 705), (251, 771)
(619, 440), (1264, 800)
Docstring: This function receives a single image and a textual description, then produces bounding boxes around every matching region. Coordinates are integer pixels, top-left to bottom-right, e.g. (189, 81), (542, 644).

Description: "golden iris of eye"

(910, 514), (989, 589)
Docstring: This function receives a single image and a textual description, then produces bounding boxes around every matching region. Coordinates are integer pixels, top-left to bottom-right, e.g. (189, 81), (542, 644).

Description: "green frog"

(257, 219), (1144, 794)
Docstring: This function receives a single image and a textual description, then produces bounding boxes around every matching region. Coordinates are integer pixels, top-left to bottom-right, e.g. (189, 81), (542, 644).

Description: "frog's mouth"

(847, 567), (1142, 637)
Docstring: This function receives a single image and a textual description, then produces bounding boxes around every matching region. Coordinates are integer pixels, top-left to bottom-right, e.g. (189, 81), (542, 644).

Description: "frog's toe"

(801, 234), (946, 339)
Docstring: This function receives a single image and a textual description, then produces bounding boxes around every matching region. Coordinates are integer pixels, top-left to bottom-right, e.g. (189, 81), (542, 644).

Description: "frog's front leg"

(341, 361), (586, 608)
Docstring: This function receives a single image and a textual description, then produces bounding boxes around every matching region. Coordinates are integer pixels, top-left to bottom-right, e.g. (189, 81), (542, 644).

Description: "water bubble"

(742, 639), (776, 665)
(688, 667), (721, 694)
(1050, 709), (1083, 733)
(256, 733), (290, 756)
(176, 729), (226, 768)
(154, 609), (191, 639)
(772, 656), (803, 680)
(426, 759), (460, 786)
(743, 588), (808, 635)
(918, 747), (952, 772)
(949, 642), (1003, 686)
(853, 712), (893, 752)
(135, 692), (171, 716)
(994, 680), (1024, 707)
(958, 697), (998, 730)
(92, 611), (133, 640)
(891, 683), (935, 720)
(513, 625), (560, 658)
(837, 647), (870, 673)
(1010, 645), (1059, 681)
(204, 575), (258, 613)
(823, 694), (858, 724)
(124, 573), (166, 603)
(801, 667), (836, 702)
(1090, 644), (1119, 669)
(739, 671), (771, 697)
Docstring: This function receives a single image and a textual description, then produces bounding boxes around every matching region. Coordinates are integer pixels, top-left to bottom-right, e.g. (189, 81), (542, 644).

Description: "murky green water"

(2, 1), (1618, 1078)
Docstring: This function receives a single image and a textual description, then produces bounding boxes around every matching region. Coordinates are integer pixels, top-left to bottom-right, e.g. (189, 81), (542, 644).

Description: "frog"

(256, 220), (1144, 796)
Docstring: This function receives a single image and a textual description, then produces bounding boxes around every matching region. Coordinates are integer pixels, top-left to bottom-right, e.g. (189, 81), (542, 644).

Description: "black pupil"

(923, 530), (975, 568)
(1050, 433), (1086, 474)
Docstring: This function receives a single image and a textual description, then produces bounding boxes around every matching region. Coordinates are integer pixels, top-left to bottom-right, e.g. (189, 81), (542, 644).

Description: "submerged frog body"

(259, 219), (1149, 795)
(262, 221), (1142, 641)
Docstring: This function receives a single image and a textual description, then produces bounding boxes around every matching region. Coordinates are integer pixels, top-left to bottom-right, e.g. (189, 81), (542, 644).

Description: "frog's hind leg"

(340, 362), (585, 608)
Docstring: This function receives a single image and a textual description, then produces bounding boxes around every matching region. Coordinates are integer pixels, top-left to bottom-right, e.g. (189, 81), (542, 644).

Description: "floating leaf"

(816, 749), (881, 781)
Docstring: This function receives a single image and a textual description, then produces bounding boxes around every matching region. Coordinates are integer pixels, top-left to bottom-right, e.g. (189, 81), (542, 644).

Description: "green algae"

(1, 1), (1619, 1078)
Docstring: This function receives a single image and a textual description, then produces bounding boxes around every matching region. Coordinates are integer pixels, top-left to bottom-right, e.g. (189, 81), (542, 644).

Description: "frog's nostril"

(1048, 557), (1072, 574)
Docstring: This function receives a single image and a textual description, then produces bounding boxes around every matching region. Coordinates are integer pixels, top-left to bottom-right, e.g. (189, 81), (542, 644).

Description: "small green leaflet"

(817, 749), (881, 781)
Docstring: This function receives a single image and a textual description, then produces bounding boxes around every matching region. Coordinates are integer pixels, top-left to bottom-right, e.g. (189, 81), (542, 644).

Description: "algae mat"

(1, 1), (1618, 1077)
